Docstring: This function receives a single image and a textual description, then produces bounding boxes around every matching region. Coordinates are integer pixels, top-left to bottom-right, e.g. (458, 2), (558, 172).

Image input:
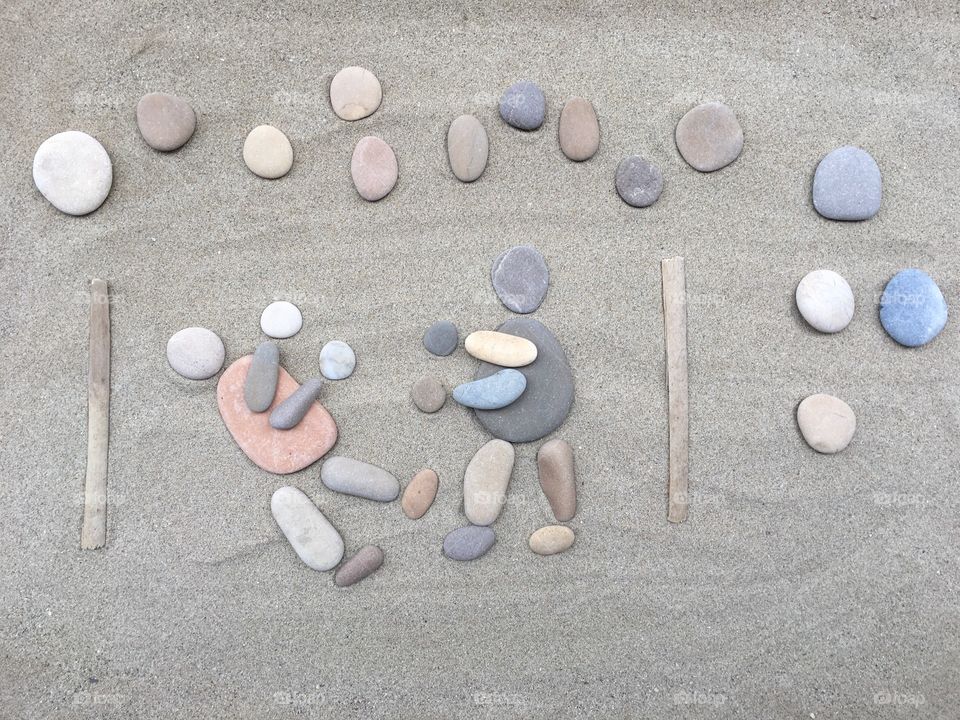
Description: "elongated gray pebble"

(321, 456), (400, 502)
(453, 369), (526, 410)
(443, 525), (496, 561)
(334, 545), (384, 587)
(447, 114), (488, 182)
(269, 377), (323, 429)
(244, 341), (279, 412)
(271, 486), (344, 572)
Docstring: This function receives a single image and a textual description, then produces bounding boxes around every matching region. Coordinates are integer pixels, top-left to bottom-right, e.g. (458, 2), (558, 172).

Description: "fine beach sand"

(1, 2), (958, 717)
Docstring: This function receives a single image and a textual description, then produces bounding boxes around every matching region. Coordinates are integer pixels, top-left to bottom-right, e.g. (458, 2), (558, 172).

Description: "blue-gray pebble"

(443, 525), (496, 561)
(499, 81), (545, 131)
(453, 369), (527, 410)
(244, 341), (279, 412)
(269, 377), (323, 430)
(491, 245), (550, 314)
(880, 269), (948, 347)
(423, 320), (458, 356)
(812, 146), (882, 221)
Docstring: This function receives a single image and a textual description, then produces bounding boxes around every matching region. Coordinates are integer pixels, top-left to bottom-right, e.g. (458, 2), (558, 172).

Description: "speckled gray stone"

(615, 156), (663, 208)
(423, 320), (458, 356)
(812, 146), (882, 221)
(491, 245), (550, 314)
(442, 525), (496, 561)
(411, 375), (446, 413)
(334, 545), (384, 587)
(320, 456), (400, 502)
(244, 341), (279, 412)
(474, 318), (574, 443)
(499, 81), (545, 131)
(269, 378), (323, 429)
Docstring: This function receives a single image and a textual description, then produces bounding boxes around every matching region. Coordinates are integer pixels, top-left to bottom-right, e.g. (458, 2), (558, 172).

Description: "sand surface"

(1, 2), (958, 717)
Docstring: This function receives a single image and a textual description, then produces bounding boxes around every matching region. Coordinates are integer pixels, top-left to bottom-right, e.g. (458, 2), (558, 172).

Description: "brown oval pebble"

(136, 92), (197, 151)
(529, 525), (575, 556)
(447, 114), (488, 182)
(558, 97), (599, 161)
(351, 136), (398, 201)
(675, 101), (743, 172)
(402, 468), (439, 520)
(411, 375), (445, 413)
(334, 545), (384, 587)
(537, 438), (576, 521)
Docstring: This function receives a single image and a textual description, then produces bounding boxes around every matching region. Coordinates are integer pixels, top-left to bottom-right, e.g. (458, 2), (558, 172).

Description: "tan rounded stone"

(136, 92), (196, 151)
(529, 525), (575, 556)
(402, 468), (439, 520)
(329, 66), (382, 121)
(351, 136), (398, 201)
(675, 101), (743, 172)
(243, 125), (293, 179)
(558, 97), (599, 161)
(537, 438), (576, 521)
(797, 393), (856, 454)
(447, 114), (488, 182)
(463, 439), (515, 526)
(411, 375), (445, 413)
(464, 331), (538, 368)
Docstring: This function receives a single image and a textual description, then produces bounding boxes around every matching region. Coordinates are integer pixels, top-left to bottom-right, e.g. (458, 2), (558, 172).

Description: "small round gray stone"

(319, 340), (356, 380)
(812, 146), (882, 221)
(412, 375), (445, 413)
(615, 156), (663, 208)
(33, 131), (113, 215)
(443, 525), (496, 561)
(167, 327), (225, 380)
(244, 341), (280, 412)
(499, 81), (545, 131)
(491, 245), (550, 314)
(423, 320), (458, 356)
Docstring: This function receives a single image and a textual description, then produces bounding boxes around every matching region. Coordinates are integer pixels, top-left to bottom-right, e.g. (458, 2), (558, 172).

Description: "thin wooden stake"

(81, 279), (110, 549)
(661, 258), (689, 524)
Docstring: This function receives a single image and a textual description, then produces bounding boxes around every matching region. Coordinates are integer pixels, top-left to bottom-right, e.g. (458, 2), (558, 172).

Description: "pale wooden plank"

(661, 258), (689, 524)
(81, 279), (110, 549)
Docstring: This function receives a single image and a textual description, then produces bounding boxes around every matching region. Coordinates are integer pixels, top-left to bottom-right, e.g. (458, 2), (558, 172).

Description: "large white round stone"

(33, 131), (113, 215)
(260, 301), (302, 338)
(166, 327), (225, 380)
(796, 269), (855, 333)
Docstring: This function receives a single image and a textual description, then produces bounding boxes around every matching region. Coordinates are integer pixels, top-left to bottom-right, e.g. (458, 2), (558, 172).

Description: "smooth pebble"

(491, 245), (550, 314)
(243, 125), (293, 179)
(558, 97), (599, 161)
(447, 114), (488, 182)
(463, 439), (515, 526)
(411, 375), (446, 413)
(319, 340), (356, 380)
(615, 156), (663, 208)
(329, 66), (382, 121)
(271, 486), (344, 572)
(464, 330), (538, 367)
(334, 545), (384, 587)
(675, 101), (743, 172)
(797, 393), (856, 454)
(166, 327), (224, 380)
(453, 369), (526, 410)
(269, 378), (323, 430)
(499, 81), (545, 131)
(321, 456), (400, 502)
(260, 301), (302, 339)
(244, 341), (279, 412)
(812, 146), (882, 221)
(529, 525), (575, 556)
(796, 269), (855, 333)
(423, 320), (458, 356)
(402, 468), (439, 520)
(537, 438), (576, 521)
(880, 269), (948, 347)
(443, 525), (496, 561)
(33, 131), (112, 215)
(135, 92), (196, 151)
(351, 136), (398, 201)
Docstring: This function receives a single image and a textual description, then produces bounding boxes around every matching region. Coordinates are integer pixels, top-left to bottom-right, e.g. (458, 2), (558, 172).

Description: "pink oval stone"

(217, 355), (338, 474)
(351, 136), (398, 201)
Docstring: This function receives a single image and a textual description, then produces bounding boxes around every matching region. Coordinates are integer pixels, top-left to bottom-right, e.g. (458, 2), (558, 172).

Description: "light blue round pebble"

(812, 145), (882, 221)
(880, 269), (948, 347)
(499, 81), (545, 131)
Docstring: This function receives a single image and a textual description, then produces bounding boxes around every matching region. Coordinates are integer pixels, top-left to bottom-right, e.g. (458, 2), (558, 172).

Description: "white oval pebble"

(33, 131), (113, 215)
(271, 486), (344, 572)
(260, 301), (302, 339)
(166, 327), (225, 380)
(797, 393), (856, 454)
(796, 269), (855, 333)
(243, 125), (293, 179)
(319, 340), (356, 380)
(329, 66), (383, 121)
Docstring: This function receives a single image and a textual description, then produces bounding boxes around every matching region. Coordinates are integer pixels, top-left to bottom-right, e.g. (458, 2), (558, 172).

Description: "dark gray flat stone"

(615, 156), (663, 208)
(491, 245), (549, 314)
(423, 320), (458, 356)
(244, 341), (279, 412)
(442, 525), (496, 561)
(474, 318), (574, 443)
(812, 145), (882, 221)
(499, 81), (545, 131)
(269, 377), (323, 429)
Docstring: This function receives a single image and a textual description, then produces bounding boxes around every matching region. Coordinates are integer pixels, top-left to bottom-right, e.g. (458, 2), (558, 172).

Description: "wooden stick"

(661, 258), (689, 524)
(81, 279), (110, 549)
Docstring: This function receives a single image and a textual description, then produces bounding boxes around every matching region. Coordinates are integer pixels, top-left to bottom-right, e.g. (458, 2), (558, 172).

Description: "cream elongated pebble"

(529, 525), (575, 555)
(464, 331), (537, 367)
(270, 486), (344, 571)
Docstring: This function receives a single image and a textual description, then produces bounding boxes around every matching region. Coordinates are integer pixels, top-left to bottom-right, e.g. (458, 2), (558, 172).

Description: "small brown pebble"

(537, 438), (576, 521)
(411, 375), (445, 413)
(402, 468), (439, 520)
(558, 97), (599, 161)
(334, 545), (384, 587)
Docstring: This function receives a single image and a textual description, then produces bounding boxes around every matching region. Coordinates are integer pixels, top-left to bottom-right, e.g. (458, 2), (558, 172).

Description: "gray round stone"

(411, 375), (446, 413)
(474, 318), (574, 443)
(423, 320), (458, 356)
(33, 131), (113, 215)
(615, 156), (664, 208)
(499, 81), (545, 131)
(136, 92), (197, 151)
(812, 146), (882, 221)
(443, 525), (496, 561)
(491, 245), (550, 314)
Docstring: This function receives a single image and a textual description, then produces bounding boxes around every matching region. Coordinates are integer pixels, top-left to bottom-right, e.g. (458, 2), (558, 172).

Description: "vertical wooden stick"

(81, 279), (110, 549)
(661, 258), (689, 524)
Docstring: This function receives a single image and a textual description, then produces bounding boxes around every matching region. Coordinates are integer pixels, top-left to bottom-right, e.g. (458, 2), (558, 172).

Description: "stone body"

(321, 456), (400, 502)
(329, 66), (382, 121)
(260, 301), (302, 339)
(558, 97), (599, 161)
(796, 269), (855, 333)
(402, 468), (439, 520)
(453, 369), (526, 410)
(464, 331), (538, 367)
(33, 130), (113, 215)
(166, 327), (225, 380)
(135, 92), (196, 151)
(319, 340), (356, 380)
(411, 375), (446, 413)
(879, 269), (948, 347)
(491, 245), (550, 314)
(423, 320), (458, 356)
(537, 438), (576, 521)
(463, 439), (515, 526)
(499, 81), (545, 130)
(797, 393), (856, 454)
(447, 114), (488, 182)
(443, 525), (496, 561)
(529, 525), (575, 555)
(244, 341), (280, 412)
(269, 378), (323, 430)
(334, 546), (384, 587)
(675, 101), (743, 172)
(271, 486), (344, 571)
(812, 146), (882, 221)
(351, 136), (398, 201)
(243, 125), (293, 179)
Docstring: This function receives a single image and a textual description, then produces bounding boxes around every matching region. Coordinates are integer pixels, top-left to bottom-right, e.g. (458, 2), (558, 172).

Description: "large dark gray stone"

(473, 318), (574, 443)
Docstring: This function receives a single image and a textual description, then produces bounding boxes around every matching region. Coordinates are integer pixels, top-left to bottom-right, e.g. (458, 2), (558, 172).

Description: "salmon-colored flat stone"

(218, 355), (338, 474)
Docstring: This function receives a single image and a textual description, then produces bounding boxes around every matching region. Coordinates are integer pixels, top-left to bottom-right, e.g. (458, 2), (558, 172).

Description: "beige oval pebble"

(537, 438), (576, 521)
(329, 66), (382, 121)
(402, 468), (439, 520)
(464, 331), (538, 368)
(351, 136), (398, 201)
(797, 393), (856, 454)
(558, 97), (600, 161)
(529, 525), (575, 556)
(243, 125), (293, 179)
(463, 439), (515, 526)
(447, 114), (488, 182)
